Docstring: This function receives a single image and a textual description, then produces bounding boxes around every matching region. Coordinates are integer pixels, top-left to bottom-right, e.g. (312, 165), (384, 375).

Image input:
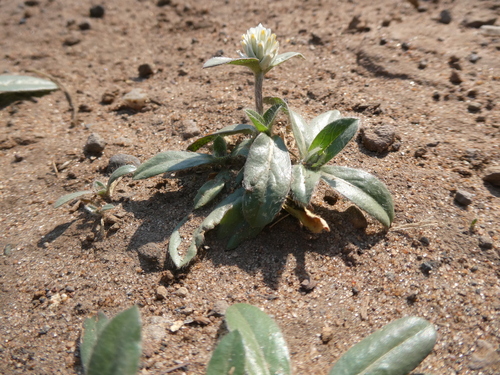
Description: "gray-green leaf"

(133, 151), (216, 180)
(291, 164), (321, 206)
(269, 52), (304, 70)
(54, 190), (93, 208)
(0, 75), (58, 93)
(245, 109), (268, 132)
(329, 316), (437, 375)
(243, 134), (291, 228)
(106, 164), (137, 196)
(188, 124), (256, 152)
(203, 57), (261, 74)
(225, 303), (291, 375)
(206, 330), (246, 375)
(321, 166), (394, 227)
(306, 118), (359, 168)
(193, 170), (231, 209)
(85, 306), (141, 375)
(81, 312), (109, 372)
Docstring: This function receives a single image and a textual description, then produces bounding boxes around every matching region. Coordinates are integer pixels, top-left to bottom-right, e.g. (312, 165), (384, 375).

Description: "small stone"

(450, 71), (462, 85)
(432, 91), (440, 101)
(345, 206), (368, 229)
(65, 286), (75, 293)
(122, 89), (148, 111)
(418, 59), (428, 69)
(175, 287), (189, 297)
(157, 0), (171, 6)
(414, 147), (427, 158)
(401, 42), (410, 51)
(464, 18), (497, 29)
(478, 236), (493, 250)
(78, 104), (92, 113)
(138, 63), (154, 78)
(89, 5), (105, 18)
(438, 9), (452, 24)
(137, 243), (163, 269)
(379, 37), (388, 45)
(156, 286), (168, 300)
(180, 119), (201, 139)
(101, 91), (116, 105)
(33, 290), (46, 300)
(448, 55), (461, 70)
(361, 124), (396, 153)
(107, 154), (141, 173)
(468, 102), (481, 113)
(13, 154), (23, 162)
(192, 315), (211, 325)
(178, 69), (188, 77)
(63, 36), (81, 46)
(352, 287), (360, 296)
(169, 320), (184, 333)
(420, 260), (439, 276)
(419, 236), (430, 246)
(78, 21), (91, 30)
(469, 53), (481, 63)
(300, 279), (317, 292)
(84, 133), (106, 155)
(455, 190), (473, 206)
(483, 167), (500, 187)
(407, 293), (418, 304)
(480, 25), (500, 36)
(321, 326), (334, 344)
(24, 0), (40, 5)
(476, 116), (486, 123)
(211, 300), (229, 317)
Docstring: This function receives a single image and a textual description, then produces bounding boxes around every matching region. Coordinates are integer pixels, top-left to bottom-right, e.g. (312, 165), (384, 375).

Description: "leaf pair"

(208, 303), (437, 375)
(203, 52), (303, 74)
(245, 103), (283, 134)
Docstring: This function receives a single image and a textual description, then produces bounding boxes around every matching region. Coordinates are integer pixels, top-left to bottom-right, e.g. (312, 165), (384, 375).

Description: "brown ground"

(1, 0), (500, 374)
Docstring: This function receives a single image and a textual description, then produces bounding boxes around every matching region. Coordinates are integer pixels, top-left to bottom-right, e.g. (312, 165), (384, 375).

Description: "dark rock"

(352, 287), (360, 296)
(420, 260), (440, 275)
(24, 0), (39, 6)
(361, 124), (396, 153)
(180, 119), (201, 139)
(419, 236), (430, 246)
(450, 71), (462, 85)
(89, 5), (105, 18)
(467, 102), (482, 113)
(476, 116), (486, 123)
(469, 53), (481, 63)
(418, 59), (428, 69)
(138, 63), (154, 78)
(309, 33), (324, 46)
(478, 236), (493, 250)
(137, 243), (163, 268)
(401, 42), (411, 51)
(407, 293), (418, 304)
(101, 90), (117, 105)
(455, 190), (473, 206)
(107, 154), (141, 173)
(432, 91), (440, 101)
(438, 10), (452, 24)
(463, 18), (497, 29)
(63, 36), (81, 46)
(483, 167), (500, 187)
(414, 147), (427, 158)
(210, 300), (229, 317)
(345, 206), (368, 229)
(156, 0), (171, 6)
(448, 55), (461, 70)
(84, 133), (106, 155)
(380, 37), (388, 45)
(78, 104), (92, 113)
(300, 279), (317, 292)
(78, 21), (91, 31)
(13, 153), (23, 162)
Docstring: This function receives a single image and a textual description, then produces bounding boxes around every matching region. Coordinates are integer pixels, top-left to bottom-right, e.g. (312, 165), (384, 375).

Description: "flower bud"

(240, 24), (279, 72)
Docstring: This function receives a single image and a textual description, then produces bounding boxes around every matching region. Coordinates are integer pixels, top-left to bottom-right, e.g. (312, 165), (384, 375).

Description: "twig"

(25, 69), (78, 127)
(164, 362), (190, 373)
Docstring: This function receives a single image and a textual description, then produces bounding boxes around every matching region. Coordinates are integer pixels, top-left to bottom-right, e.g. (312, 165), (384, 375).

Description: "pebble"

(419, 236), (430, 246)
(138, 63), (154, 78)
(345, 206), (368, 229)
(101, 90), (116, 105)
(454, 190), (473, 206)
(300, 279), (317, 292)
(211, 300), (229, 317)
(63, 36), (81, 46)
(180, 119), (201, 139)
(438, 9), (452, 24)
(480, 25), (500, 36)
(122, 89), (148, 111)
(420, 260), (439, 276)
(157, 0), (171, 6)
(78, 21), (91, 31)
(464, 18), (497, 29)
(414, 147), (427, 158)
(469, 53), (481, 63)
(169, 320), (184, 333)
(450, 71), (462, 85)
(84, 133), (106, 155)
(478, 236), (493, 250)
(360, 124), (396, 153)
(89, 5), (105, 18)
(482, 167), (500, 187)
(467, 102), (481, 113)
(137, 243), (163, 269)
(78, 104), (92, 113)
(418, 59), (428, 69)
(156, 286), (168, 300)
(107, 153), (141, 173)
(24, 0), (39, 5)
(320, 326), (334, 344)
(448, 56), (461, 70)
(175, 286), (189, 298)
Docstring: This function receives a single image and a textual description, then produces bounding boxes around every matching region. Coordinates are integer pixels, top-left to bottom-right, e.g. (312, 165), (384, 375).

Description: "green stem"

(254, 71), (264, 115)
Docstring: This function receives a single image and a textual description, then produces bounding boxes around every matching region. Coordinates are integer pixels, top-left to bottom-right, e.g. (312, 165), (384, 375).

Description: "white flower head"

(240, 24), (279, 72)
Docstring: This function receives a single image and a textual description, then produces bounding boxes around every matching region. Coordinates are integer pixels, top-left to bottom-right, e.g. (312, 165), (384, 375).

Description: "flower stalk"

(254, 71), (264, 115)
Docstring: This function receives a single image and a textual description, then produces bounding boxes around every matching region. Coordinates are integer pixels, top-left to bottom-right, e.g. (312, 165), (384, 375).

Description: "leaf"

(169, 189), (244, 268)
(290, 164), (321, 206)
(308, 110), (341, 147)
(262, 103), (284, 131)
(321, 166), (394, 227)
(269, 52), (305, 70)
(288, 109), (309, 159)
(0, 75), (58, 93)
(99, 204), (115, 213)
(106, 165), (137, 196)
(133, 151), (216, 180)
(329, 316), (437, 375)
(225, 304), (292, 375)
(54, 190), (93, 208)
(231, 138), (253, 158)
(86, 306), (142, 375)
(81, 312), (109, 373)
(193, 170), (231, 209)
(203, 57), (261, 73)
(93, 180), (107, 194)
(206, 330), (246, 375)
(245, 109), (269, 132)
(213, 136), (228, 158)
(242, 134), (292, 228)
(306, 118), (359, 168)
(188, 124), (256, 152)
(283, 203), (330, 233)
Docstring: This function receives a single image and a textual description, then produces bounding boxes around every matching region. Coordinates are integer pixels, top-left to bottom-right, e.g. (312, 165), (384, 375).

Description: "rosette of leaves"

(132, 98), (394, 268)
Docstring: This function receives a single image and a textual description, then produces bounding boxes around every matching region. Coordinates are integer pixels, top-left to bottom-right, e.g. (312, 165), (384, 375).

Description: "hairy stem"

(254, 71), (264, 115)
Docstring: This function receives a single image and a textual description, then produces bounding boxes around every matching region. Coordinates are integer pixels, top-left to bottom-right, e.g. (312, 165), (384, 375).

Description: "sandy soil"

(1, 0), (499, 374)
